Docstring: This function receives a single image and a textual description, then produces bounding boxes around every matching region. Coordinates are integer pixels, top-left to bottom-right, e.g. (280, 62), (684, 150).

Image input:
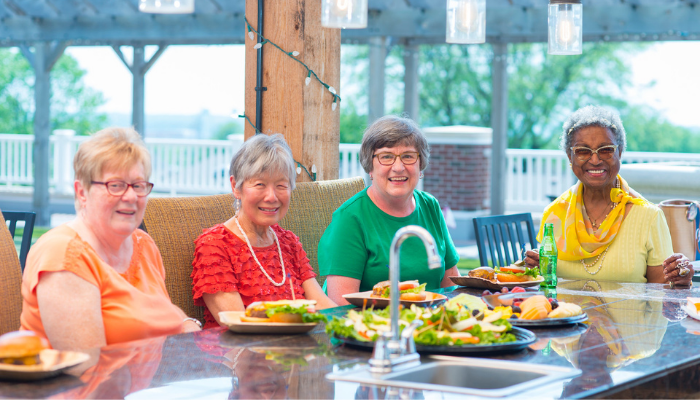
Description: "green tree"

(0, 48), (107, 136)
(213, 120), (244, 140)
(622, 105), (700, 153)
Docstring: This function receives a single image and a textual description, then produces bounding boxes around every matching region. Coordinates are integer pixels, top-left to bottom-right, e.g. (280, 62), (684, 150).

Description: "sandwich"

(495, 264), (539, 283)
(468, 267), (496, 282)
(0, 331), (49, 366)
(371, 280), (427, 301)
(241, 300), (327, 324)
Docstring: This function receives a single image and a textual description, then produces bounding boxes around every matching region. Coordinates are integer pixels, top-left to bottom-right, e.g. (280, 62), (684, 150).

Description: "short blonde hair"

(73, 127), (152, 201)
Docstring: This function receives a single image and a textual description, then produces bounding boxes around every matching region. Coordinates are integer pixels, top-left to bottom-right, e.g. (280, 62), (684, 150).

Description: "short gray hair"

(229, 134), (296, 190)
(560, 105), (627, 153)
(359, 115), (430, 173)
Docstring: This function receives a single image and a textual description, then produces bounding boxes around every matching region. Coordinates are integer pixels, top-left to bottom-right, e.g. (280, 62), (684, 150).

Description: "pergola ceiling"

(0, 0), (699, 47)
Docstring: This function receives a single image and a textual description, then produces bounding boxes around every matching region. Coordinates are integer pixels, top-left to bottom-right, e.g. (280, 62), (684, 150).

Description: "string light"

(239, 114), (316, 182)
(239, 16), (345, 182)
(243, 17), (341, 109)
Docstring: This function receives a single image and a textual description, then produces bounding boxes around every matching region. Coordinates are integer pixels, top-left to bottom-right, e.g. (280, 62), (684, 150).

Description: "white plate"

(682, 305), (700, 321)
(450, 275), (544, 290)
(0, 349), (89, 381)
(342, 291), (447, 309)
(218, 311), (319, 334)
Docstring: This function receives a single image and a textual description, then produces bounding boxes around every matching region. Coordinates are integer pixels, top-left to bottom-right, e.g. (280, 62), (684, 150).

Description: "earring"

(369, 175), (373, 180)
(569, 163), (572, 168)
(420, 172), (424, 179)
(233, 197), (241, 214)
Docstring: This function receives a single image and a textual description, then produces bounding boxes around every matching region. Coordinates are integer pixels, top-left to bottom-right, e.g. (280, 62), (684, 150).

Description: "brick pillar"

(422, 126), (492, 212)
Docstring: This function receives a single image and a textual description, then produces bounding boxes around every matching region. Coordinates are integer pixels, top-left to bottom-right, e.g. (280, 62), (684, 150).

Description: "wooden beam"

(244, 0), (341, 182)
(490, 43), (508, 216)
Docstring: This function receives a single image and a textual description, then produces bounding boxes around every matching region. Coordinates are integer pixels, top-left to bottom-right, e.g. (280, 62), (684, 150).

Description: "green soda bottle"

(539, 223), (558, 288)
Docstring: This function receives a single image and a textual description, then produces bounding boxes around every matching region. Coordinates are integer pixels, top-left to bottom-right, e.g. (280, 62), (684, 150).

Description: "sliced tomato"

(358, 331), (371, 340)
(398, 280), (420, 290)
(500, 266), (527, 274)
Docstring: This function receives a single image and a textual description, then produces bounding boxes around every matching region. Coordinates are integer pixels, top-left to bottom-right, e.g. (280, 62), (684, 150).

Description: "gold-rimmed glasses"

(570, 145), (619, 162)
(91, 180), (154, 197)
(373, 152), (419, 166)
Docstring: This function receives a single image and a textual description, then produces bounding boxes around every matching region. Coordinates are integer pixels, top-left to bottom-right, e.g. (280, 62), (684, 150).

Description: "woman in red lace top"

(191, 134), (337, 328)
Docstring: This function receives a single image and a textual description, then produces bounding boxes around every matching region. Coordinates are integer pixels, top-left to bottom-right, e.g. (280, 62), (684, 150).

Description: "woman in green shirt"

(319, 115), (460, 305)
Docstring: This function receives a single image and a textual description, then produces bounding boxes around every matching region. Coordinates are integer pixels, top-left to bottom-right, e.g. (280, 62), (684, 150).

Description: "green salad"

(326, 295), (517, 346)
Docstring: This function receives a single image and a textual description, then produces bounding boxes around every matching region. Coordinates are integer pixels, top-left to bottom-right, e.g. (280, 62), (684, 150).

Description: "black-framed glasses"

(91, 180), (154, 197)
(570, 145), (619, 162)
(373, 152), (420, 166)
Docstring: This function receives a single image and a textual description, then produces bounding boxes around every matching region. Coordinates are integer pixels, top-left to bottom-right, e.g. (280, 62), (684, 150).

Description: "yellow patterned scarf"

(537, 175), (650, 261)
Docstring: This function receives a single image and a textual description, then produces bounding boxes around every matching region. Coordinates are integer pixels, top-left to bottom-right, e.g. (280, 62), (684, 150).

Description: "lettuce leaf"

(496, 267), (539, 278)
(380, 283), (428, 298)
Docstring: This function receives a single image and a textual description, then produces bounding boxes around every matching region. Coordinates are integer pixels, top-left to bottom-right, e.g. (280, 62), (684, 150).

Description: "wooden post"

(368, 36), (387, 124)
(490, 43), (508, 216)
(244, 0), (341, 181)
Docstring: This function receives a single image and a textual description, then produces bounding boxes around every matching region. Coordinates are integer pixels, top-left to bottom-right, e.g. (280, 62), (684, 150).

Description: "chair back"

(2, 211), (36, 272)
(142, 176), (366, 321)
(278, 177), (366, 286)
(0, 211), (23, 335)
(142, 193), (234, 322)
(473, 213), (538, 268)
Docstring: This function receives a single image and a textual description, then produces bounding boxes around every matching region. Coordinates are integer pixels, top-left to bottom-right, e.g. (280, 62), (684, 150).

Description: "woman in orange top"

(20, 127), (201, 351)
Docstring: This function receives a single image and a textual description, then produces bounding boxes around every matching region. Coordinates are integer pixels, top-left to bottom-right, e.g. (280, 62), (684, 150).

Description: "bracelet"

(183, 317), (203, 328)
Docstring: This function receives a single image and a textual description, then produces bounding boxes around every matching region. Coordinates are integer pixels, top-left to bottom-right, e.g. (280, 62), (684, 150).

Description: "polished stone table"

(2, 279), (700, 399)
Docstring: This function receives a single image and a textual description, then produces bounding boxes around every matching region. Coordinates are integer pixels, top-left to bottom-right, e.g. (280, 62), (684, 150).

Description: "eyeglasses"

(91, 180), (154, 197)
(569, 145), (619, 162)
(373, 152), (420, 166)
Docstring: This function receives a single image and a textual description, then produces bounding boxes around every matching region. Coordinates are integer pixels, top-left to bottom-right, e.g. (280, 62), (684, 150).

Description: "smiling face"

(76, 163), (148, 239)
(568, 126), (621, 191)
(370, 144), (421, 204)
(233, 172), (291, 233)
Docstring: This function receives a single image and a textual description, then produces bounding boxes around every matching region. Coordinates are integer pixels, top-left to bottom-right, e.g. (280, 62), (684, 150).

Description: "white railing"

(2, 133), (699, 209)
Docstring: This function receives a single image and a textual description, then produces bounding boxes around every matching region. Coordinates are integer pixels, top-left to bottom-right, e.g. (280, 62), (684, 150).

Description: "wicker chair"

(0, 211), (24, 335)
(142, 176), (366, 321)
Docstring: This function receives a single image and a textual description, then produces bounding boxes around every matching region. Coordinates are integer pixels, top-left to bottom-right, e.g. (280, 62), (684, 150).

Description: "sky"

(66, 41), (700, 128)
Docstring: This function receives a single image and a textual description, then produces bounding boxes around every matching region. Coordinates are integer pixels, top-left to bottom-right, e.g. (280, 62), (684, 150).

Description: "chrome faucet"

(369, 225), (443, 375)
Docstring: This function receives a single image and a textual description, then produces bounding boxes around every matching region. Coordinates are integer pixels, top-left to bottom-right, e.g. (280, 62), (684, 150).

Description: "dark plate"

(333, 326), (536, 355)
(449, 276), (544, 291)
(342, 291), (447, 309)
(510, 313), (588, 328)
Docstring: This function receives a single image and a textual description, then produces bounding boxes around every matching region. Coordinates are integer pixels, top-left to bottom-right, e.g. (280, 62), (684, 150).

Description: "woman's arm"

(645, 265), (665, 284)
(302, 278), (338, 309)
(202, 292), (246, 327)
(37, 271), (106, 351)
(441, 265), (460, 287)
(325, 275), (361, 306)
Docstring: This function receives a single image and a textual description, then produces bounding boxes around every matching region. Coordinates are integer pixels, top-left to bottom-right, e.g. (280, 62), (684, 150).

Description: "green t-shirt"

(319, 188), (459, 292)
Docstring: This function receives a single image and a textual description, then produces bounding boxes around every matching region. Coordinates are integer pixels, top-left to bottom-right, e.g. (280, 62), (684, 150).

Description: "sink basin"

(326, 356), (580, 397)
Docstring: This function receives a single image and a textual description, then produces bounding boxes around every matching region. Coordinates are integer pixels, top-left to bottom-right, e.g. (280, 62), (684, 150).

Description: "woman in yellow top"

(524, 106), (692, 284)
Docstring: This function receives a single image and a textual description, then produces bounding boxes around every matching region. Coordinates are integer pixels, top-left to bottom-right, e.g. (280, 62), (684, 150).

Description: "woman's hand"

(662, 253), (693, 287)
(524, 250), (540, 269)
(301, 278), (338, 309)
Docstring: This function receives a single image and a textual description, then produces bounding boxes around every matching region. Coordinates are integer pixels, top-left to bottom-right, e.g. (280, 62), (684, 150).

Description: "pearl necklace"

(581, 246), (609, 275)
(234, 216), (286, 287)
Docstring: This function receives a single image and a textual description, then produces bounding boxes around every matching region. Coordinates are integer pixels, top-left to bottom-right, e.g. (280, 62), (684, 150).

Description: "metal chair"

(2, 211), (36, 272)
(473, 213), (538, 268)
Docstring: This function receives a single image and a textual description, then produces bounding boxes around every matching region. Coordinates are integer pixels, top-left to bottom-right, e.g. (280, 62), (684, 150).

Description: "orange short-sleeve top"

(20, 225), (184, 345)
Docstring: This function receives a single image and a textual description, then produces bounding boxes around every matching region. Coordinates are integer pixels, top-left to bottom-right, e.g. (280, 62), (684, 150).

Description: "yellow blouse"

(556, 203), (672, 283)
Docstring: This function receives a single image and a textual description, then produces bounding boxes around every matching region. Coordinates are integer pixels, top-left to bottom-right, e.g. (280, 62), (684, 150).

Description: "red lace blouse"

(191, 224), (316, 329)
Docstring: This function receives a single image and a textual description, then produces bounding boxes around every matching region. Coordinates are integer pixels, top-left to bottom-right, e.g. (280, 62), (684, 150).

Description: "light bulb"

(174, 0), (180, 7)
(557, 11), (574, 44)
(456, 0), (479, 33)
(333, 0), (350, 15)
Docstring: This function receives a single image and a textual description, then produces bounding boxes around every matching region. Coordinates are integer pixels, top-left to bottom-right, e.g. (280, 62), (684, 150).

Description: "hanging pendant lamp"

(446, 0), (486, 44)
(139, 0), (194, 14)
(321, 0), (368, 29)
(548, 0), (583, 55)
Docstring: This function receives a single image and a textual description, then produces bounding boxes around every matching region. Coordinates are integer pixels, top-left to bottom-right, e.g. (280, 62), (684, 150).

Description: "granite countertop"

(2, 279), (700, 399)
